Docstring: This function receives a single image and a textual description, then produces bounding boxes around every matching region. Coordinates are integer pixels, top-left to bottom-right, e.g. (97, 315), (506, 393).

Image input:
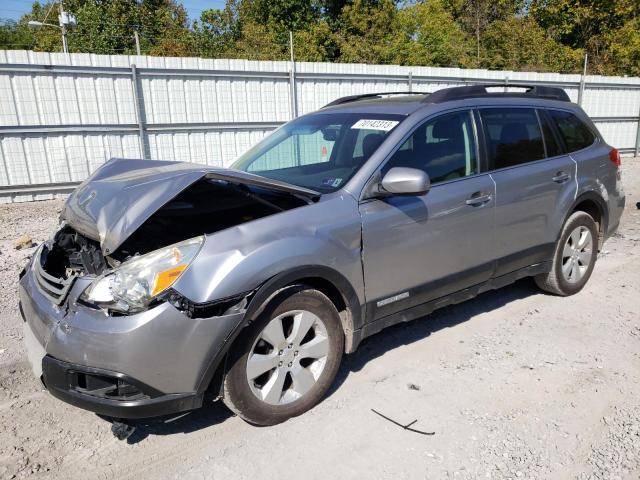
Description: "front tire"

(223, 287), (344, 426)
(535, 211), (598, 296)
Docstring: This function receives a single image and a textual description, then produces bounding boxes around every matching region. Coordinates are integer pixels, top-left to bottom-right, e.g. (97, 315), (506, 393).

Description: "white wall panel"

(0, 50), (638, 202)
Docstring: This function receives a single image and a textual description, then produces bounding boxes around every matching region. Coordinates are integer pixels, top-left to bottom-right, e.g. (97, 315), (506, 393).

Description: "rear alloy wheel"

(223, 288), (344, 425)
(560, 225), (593, 284)
(535, 211), (598, 296)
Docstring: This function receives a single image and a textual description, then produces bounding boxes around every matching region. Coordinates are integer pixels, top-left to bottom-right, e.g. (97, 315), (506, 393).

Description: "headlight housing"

(81, 236), (204, 314)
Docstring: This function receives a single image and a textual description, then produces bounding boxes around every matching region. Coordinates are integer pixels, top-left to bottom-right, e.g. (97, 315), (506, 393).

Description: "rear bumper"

(605, 190), (625, 240)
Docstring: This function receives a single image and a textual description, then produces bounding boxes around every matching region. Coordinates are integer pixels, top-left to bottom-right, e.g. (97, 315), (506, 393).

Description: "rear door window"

(480, 108), (545, 169)
(548, 110), (596, 152)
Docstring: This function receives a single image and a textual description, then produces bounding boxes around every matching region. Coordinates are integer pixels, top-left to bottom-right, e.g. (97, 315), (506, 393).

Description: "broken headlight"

(81, 236), (204, 314)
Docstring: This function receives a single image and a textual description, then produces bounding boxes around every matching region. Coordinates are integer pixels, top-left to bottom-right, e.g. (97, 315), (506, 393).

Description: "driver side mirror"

(380, 167), (431, 196)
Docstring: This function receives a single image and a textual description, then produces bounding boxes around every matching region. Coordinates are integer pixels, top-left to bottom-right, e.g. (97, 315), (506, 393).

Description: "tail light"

(609, 148), (621, 168)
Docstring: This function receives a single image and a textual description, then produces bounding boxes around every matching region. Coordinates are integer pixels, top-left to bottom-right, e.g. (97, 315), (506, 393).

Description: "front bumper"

(19, 251), (246, 419)
(41, 355), (202, 419)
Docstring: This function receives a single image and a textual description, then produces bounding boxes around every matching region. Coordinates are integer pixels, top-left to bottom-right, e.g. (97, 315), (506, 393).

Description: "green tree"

(482, 16), (582, 72)
(392, 0), (475, 68)
(2, 0), (636, 76)
(293, 20), (337, 62)
(1, 0), (193, 56)
(0, 19), (36, 50)
(192, 2), (242, 58)
(240, 0), (321, 31)
(530, 0), (639, 74)
(333, 0), (400, 64)
(442, 0), (523, 64)
(602, 17), (640, 76)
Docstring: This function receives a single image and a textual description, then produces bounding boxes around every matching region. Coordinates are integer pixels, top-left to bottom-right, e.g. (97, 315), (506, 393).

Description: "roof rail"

(423, 84), (571, 103)
(323, 91), (429, 108)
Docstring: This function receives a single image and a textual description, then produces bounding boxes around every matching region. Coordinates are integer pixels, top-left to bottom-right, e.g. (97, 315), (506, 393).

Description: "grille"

(33, 246), (76, 305)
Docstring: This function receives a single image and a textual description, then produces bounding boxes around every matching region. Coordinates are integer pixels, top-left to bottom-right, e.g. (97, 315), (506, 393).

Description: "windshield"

(231, 112), (405, 193)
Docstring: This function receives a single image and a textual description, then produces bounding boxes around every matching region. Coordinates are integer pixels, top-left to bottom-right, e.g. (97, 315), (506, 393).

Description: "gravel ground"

(0, 162), (639, 479)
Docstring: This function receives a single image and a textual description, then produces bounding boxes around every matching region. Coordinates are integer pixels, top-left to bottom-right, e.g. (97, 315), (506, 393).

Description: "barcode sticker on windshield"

(351, 119), (399, 131)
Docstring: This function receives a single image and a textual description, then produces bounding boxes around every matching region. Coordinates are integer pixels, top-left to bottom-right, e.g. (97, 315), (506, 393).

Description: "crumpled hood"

(61, 158), (319, 255)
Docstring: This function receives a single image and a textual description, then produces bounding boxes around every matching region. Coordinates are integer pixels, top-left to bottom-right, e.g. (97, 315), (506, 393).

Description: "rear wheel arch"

(566, 192), (608, 250)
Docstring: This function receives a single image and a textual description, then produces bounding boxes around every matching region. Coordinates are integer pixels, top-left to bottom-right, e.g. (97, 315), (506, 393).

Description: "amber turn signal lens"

(151, 264), (187, 296)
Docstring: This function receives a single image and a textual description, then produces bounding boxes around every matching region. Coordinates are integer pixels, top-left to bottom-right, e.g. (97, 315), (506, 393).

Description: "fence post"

(288, 31), (298, 119)
(578, 53), (588, 106)
(130, 64), (150, 159)
(635, 104), (640, 157)
(408, 71), (412, 92)
(504, 76), (509, 92)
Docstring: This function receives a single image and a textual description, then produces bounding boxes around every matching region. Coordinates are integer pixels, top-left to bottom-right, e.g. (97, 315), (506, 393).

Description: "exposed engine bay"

(42, 228), (106, 279)
(44, 179), (309, 279)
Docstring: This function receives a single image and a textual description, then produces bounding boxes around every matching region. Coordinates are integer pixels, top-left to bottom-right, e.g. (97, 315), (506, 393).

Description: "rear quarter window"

(548, 110), (596, 152)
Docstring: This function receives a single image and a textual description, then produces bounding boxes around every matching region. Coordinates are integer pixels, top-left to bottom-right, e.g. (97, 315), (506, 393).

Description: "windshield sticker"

(321, 178), (342, 188)
(351, 119), (399, 131)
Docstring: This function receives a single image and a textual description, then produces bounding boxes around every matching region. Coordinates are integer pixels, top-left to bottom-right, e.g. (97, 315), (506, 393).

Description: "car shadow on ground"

(120, 278), (539, 443)
(328, 277), (539, 395)
(114, 401), (233, 444)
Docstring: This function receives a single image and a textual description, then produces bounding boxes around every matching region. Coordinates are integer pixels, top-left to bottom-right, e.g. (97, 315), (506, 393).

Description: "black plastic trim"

(42, 356), (203, 419)
(366, 261), (494, 321)
(424, 85), (571, 104)
(323, 92), (429, 108)
(493, 243), (555, 278)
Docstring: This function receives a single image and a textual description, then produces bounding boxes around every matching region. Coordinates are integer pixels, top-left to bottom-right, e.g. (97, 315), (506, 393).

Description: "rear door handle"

(465, 193), (492, 206)
(552, 171), (570, 183)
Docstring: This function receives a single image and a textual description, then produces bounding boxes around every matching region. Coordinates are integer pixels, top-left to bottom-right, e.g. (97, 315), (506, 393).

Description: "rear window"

(548, 110), (596, 152)
(480, 108), (545, 169)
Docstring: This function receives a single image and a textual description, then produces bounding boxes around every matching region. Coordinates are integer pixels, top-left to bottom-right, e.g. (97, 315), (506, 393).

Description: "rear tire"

(535, 211), (598, 296)
(223, 287), (344, 426)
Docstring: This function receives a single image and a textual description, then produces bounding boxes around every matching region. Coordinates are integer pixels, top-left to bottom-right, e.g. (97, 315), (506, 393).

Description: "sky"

(0, 0), (227, 22)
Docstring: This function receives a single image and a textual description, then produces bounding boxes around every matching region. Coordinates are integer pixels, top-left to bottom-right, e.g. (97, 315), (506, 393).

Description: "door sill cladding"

(351, 261), (551, 352)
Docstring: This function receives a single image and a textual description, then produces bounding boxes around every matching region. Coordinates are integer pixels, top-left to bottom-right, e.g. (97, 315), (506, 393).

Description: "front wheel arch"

(243, 266), (363, 344)
(197, 266), (362, 396)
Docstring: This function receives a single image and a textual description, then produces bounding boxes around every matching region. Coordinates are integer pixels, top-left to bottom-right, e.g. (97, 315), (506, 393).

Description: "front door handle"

(465, 193), (492, 206)
(552, 171), (570, 183)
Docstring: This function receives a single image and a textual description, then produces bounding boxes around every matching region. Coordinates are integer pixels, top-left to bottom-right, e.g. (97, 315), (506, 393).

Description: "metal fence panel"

(0, 49), (639, 202)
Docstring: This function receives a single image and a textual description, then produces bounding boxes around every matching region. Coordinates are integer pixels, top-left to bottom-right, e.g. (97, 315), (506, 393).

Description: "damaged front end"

(46, 158), (316, 315)
(20, 158), (321, 423)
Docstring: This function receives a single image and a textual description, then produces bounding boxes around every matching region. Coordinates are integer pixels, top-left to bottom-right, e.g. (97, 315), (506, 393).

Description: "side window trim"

(538, 109), (567, 156)
(376, 108), (481, 185)
(534, 109), (548, 159)
(473, 108), (490, 173)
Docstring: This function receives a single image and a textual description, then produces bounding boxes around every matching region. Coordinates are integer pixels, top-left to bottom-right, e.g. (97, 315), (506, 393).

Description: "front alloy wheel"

(223, 288), (344, 425)
(246, 310), (329, 405)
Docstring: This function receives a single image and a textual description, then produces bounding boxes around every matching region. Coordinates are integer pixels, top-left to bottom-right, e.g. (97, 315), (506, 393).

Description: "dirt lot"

(0, 161), (639, 480)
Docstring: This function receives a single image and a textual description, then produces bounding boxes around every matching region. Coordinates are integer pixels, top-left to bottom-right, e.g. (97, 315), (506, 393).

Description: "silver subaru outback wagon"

(19, 85), (625, 429)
